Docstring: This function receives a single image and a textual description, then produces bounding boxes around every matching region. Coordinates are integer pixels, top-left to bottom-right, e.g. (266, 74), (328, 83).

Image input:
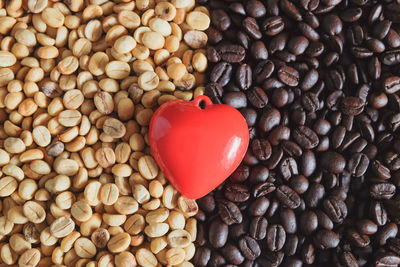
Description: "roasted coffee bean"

(253, 182), (276, 197)
(217, 44), (246, 63)
(280, 209), (297, 234)
(377, 222), (398, 246)
(319, 151), (346, 173)
(222, 244), (245, 265)
(224, 184), (250, 203)
(347, 228), (370, 248)
(347, 152), (369, 177)
(299, 210), (318, 235)
(278, 66), (300, 87)
(211, 9), (231, 31)
(239, 235), (261, 260)
(245, 0), (266, 18)
(247, 87), (268, 109)
(193, 247), (211, 267)
(223, 92), (247, 108)
(370, 183), (396, 200)
(280, 0), (302, 21)
(375, 251), (400, 267)
(323, 197), (348, 223)
(276, 185), (301, 209)
(209, 219), (229, 248)
(248, 197), (269, 216)
(243, 17), (262, 40)
(383, 49), (400, 66)
(279, 157), (298, 181)
(259, 108), (281, 132)
(305, 183), (326, 208)
(249, 216), (268, 240)
(262, 16), (285, 36)
(371, 201), (388, 226)
(236, 64), (252, 90)
(267, 224), (286, 251)
(293, 126), (319, 149)
(249, 166), (270, 184)
(314, 229), (340, 249)
(251, 139), (272, 161)
(210, 62), (232, 87)
(218, 200), (243, 225)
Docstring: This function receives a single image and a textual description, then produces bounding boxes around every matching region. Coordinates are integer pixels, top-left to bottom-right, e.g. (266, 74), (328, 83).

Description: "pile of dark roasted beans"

(193, 0), (400, 266)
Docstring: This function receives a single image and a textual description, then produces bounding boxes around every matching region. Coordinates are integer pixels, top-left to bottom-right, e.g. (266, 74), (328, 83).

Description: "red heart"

(149, 95), (249, 199)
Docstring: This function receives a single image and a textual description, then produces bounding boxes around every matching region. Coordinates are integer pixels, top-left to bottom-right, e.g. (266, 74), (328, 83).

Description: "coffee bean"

(193, 247), (211, 267)
(280, 209), (297, 234)
(211, 9), (231, 31)
(278, 66), (299, 87)
(293, 126), (319, 149)
(218, 200), (243, 225)
(305, 183), (325, 208)
(314, 229), (339, 249)
(323, 197), (348, 223)
(224, 184), (250, 203)
(262, 16), (285, 36)
(223, 92), (247, 108)
(280, 0), (302, 21)
(217, 44), (246, 63)
(370, 183), (396, 200)
(267, 224), (286, 251)
(238, 235), (261, 260)
(279, 157), (298, 181)
(222, 244), (245, 265)
(319, 151), (346, 173)
(210, 62), (232, 87)
(276, 185), (301, 209)
(209, 219), (229, 248)
(236, 64), (252, 90)
(347, 152), (369, 177)
(371, 201), (388, 226)
(250, 216), (268, 240)
(252, 182), (276, 197)
(243, 17), (262, 40)
(248, 197), (269, 217)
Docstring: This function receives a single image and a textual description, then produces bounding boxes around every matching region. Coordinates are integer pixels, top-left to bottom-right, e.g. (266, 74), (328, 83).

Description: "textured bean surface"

(195, 0), (400, 266)
(0, 0), (208, 266)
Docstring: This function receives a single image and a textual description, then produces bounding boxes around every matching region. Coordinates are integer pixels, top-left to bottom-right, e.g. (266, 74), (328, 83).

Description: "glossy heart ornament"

(149, 95), (249, 199)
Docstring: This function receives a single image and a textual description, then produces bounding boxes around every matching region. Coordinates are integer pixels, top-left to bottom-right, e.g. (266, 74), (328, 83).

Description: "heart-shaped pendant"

(149, 95), (249, 199)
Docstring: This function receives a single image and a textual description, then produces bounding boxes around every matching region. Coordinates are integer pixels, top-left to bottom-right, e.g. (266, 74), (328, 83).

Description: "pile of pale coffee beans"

(0, 0), (210, 266)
